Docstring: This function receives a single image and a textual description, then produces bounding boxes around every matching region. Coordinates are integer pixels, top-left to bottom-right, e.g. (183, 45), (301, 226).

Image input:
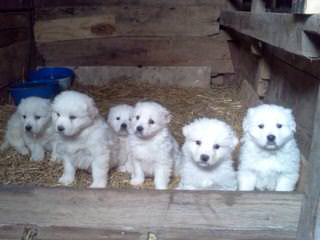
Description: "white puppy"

(128, 101), (180, 190)
(52, 90), (115, 188)
(106, 104), (134, 173)
(178, 118), (238, 190)
(1, 97), (54, 161)
(238, 104), (300, 191)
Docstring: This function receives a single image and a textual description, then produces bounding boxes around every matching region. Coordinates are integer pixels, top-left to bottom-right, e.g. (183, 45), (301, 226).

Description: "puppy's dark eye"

(195, 140), (201, 146)
(35, 115), (41, 120)
(22, 115), (26, 119)
(116, 117), (120, 120)
(277, 123), (282, 128)
(56, 113), (60, 117)
(69, 115), (77, 120)
(149, 119), (155, 125)
(258, 124), (264, 129)
(213, 144), (220, 150)
(136, 115), (140, 120)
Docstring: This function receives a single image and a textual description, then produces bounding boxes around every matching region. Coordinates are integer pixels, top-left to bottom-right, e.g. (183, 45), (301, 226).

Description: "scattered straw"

(0, 81), (246, 189)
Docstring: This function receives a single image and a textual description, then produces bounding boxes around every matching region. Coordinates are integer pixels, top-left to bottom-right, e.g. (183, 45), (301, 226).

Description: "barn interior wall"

(0, 4), (35, 104)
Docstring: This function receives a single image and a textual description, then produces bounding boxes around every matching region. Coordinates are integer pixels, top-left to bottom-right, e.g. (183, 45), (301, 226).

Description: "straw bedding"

(0, 81), (245, 189)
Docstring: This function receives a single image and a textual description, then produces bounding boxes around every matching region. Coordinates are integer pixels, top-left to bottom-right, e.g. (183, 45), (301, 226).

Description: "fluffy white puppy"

(1, 97), (54, 161)
(128, 101), (180, 190)
(178, 118), (238, 190)
(238, 104), (300, 191)
(52, 90), (114, 188)
(106, 104), (134, 173)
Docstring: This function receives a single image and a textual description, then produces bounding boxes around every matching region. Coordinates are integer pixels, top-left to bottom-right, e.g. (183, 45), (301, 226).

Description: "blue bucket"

(27, 67), (74, 90)
(9, 82), (60, 105)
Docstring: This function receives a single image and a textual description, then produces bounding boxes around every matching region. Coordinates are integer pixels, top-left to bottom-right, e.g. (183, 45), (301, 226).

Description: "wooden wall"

(0, 2), (34, 104)
(33, 0), (234, 87)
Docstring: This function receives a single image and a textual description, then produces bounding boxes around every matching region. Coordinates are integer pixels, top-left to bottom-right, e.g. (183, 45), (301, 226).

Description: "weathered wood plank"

(0, 28), (30, 48)
(296, 85), (320, 240)
(33, 0), (227, 8)
(67, 66), (211, 88)
(220, 11), (320, 58)
(0, 186), (302, 239)
(37, 36), (234, 73)
(0, 0), (32, 10)
(35, 6), (220, 41)
(0, 13), (30, 30)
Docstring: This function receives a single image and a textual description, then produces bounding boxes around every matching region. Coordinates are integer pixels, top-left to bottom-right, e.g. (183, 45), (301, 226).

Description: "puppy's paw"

(30, 154), (44, 162)
(117, 165), (128, 173)
(201, 179), (214, 188)
(89, 181), (106, 189)
(155, 184), (168, 190)
(58, 175), (74, 186)
(17, 146), (29, 156)
(130, 177), (144, 186)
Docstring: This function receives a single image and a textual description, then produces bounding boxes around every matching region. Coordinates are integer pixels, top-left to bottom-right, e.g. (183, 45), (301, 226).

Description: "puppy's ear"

(182, 125), (190, 139)
(161, 107), (172, 124)
(87, 98), (99, 119)
(231, 133), (239, 149)
(285, 109), (296, 132)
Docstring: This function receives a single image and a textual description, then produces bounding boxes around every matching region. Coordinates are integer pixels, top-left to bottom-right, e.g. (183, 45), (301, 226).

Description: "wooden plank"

(297, 85), (320, 240)
(68, 66), (212, 88)
(37, 36), (234, 73)
(0, 0), (32, 10)
(220, 11), (320, 58)
(251, 0), (266, 12)
(33, 0), (227, 8)
(0, 28), (30, 48)
(0, 186), (302, 239)
(0, 12), (30, 30)
(34, 6), (220, 41)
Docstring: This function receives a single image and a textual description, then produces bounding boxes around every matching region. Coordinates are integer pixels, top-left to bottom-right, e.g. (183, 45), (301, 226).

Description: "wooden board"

(297, 85), (320, 240)
(0, 186), (302, 239)
(34, 6), (220, 41)
(33, 0), (227, 8)
(37, 36), (234, 73)
(67, 66), (212, 88)
(0, 13), (30, 30)
(220, 11), (320, 58)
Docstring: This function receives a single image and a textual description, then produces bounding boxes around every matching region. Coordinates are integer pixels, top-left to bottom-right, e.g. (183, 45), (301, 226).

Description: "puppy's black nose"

(267, 134), (276, 142)
(25, 125), (32, 132)
(200, 154), (209, 162)
(121, 123), (127, 129)
(136, 126), (143, 132)
(57, 125), (65, 132)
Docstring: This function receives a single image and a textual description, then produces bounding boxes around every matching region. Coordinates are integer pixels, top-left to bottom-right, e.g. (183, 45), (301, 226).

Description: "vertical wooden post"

(251, 0), (266, 12)
(297, 85), (320, 240)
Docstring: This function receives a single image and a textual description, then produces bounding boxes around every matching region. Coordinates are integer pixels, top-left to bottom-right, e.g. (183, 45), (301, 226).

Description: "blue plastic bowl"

(9, 82), (60, 105)
(27, 67), (74, 90)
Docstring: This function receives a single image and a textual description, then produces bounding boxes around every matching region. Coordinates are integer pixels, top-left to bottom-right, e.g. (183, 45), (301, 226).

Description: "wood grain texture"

(0, 186), (302, 239)
(296, 85), (320, 240)
(37, 36), (234, 73)
(34, 6), (220, 41)
(220, 11), (320, 58)
(68, 66), (211, 88)
(33, 0), (227, 8)
(0, 13), (30, 30)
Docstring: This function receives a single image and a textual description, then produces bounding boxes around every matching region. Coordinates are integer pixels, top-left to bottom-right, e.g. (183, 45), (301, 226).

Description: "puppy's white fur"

(1, 97), (54, 161)
(52, 90), (115, 188)
(106, 104), (134, 173)
(238, 104), (300, 191)
(178, 118), (238, 190)
(128, 101), (180, 190)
